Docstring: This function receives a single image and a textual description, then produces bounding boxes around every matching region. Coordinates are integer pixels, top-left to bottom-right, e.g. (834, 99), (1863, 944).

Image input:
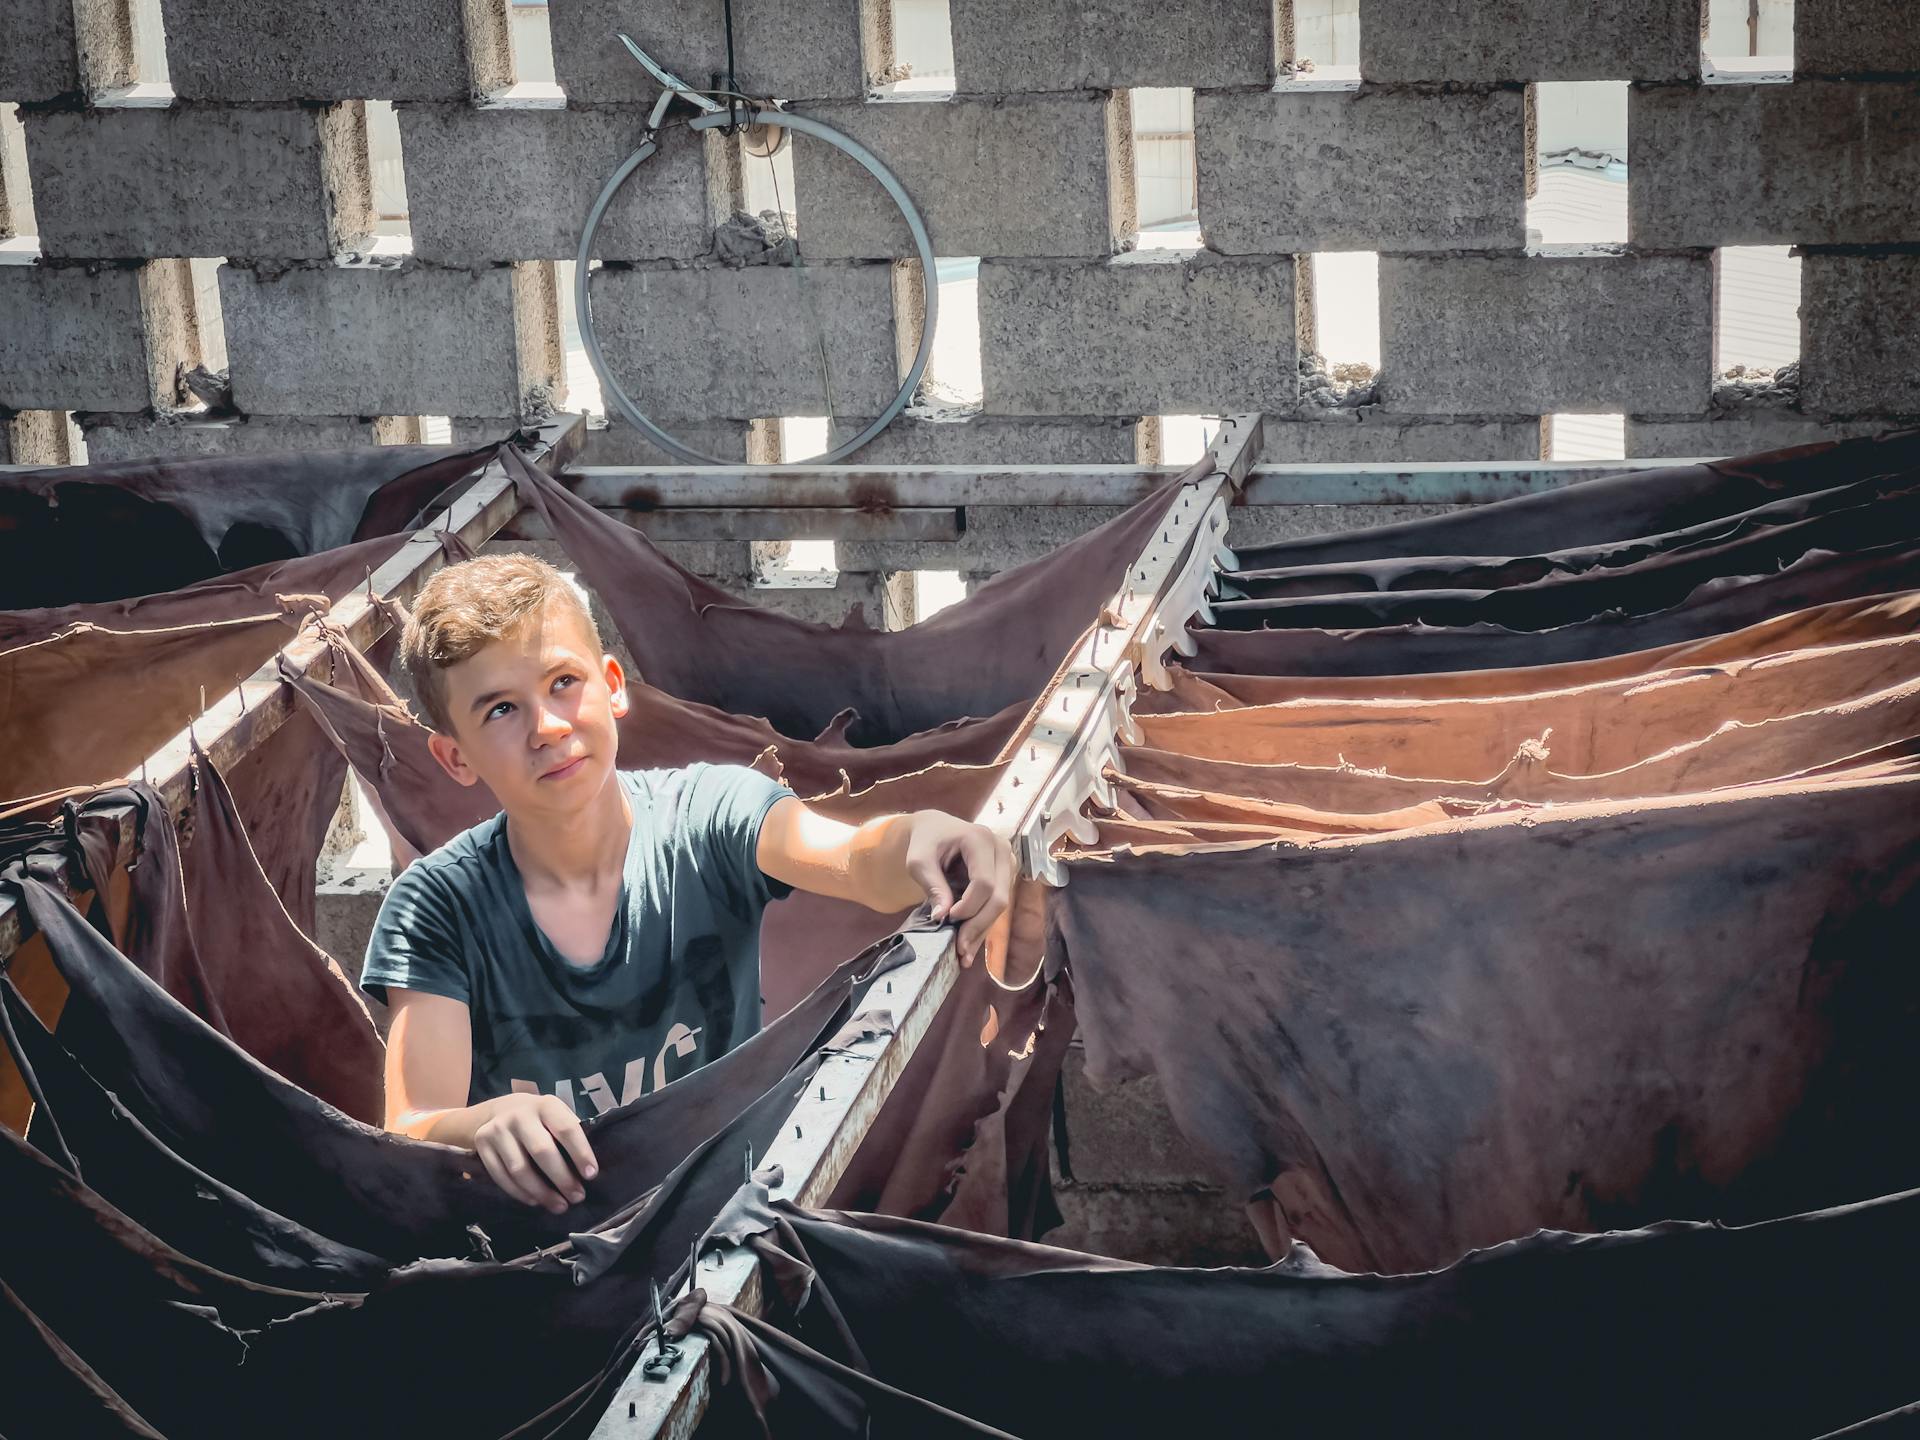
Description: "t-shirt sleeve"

(684, 763), (796, 913)
(359, 861), (472, 1007)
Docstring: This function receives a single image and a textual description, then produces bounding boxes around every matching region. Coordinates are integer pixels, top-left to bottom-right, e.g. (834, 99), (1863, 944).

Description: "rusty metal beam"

(594, 415), (1267, 1440)
(0, 416), (586, 964)
(555, 458), (1702, 512)
(502, 506), (964, 544)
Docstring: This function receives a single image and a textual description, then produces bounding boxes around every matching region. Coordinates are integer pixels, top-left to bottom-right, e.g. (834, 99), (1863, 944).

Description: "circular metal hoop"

(575, 108), (940, 466)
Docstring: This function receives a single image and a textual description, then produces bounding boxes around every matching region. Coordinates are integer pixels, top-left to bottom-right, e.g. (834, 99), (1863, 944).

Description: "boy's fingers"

(479, 1135), (548, 1210)
(550, 1114), (599, 1183)
(516, 1118), (585, 1205)
(907, 852), (954, 923)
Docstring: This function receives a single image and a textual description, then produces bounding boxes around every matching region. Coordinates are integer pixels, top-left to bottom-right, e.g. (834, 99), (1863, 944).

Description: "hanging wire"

(722, 0), (742, 133)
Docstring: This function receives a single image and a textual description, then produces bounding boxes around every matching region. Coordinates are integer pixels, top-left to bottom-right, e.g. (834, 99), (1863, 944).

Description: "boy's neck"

(504, 772), (633, 888)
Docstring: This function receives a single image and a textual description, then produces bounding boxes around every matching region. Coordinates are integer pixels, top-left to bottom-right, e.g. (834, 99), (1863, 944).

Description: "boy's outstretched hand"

(902, 812), (1015, 967)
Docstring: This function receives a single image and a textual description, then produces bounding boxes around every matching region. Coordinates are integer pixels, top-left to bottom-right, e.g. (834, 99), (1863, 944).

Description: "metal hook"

(641, 1280), (683, 1380)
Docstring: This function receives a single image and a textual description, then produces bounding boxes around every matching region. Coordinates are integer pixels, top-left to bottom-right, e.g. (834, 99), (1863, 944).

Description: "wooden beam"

(594, 415), (1268, 1440)
(556, 458), (1703, 511)
(0, 416), (586, 963)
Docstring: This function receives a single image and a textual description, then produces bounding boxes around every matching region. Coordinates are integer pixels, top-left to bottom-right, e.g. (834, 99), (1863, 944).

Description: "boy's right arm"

(384, 989), (598, 1214)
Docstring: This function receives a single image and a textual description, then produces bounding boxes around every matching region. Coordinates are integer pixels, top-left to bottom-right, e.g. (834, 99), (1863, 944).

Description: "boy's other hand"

(473, 1093), (599, 1213)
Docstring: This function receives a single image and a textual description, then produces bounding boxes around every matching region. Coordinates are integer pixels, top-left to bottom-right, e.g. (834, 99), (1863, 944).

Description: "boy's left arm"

(755, 798), (1014, 966)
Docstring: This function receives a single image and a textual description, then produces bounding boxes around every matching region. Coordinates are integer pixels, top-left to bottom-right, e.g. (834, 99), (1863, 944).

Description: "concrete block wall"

(5, 0), (1920, 543)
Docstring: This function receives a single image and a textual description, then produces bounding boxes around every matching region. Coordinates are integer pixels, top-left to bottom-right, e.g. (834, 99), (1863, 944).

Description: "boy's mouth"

(539, 755), (588, 782)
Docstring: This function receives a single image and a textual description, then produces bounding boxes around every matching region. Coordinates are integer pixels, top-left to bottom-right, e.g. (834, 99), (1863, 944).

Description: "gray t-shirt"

(361, 764), (793, 1111)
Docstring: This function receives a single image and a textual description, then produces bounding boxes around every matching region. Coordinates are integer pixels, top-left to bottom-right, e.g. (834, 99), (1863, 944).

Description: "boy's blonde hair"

(401, 554), (602, 734)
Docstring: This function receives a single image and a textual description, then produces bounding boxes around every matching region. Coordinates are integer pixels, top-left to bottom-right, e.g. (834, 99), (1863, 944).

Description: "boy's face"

(424, 601), (629, 815)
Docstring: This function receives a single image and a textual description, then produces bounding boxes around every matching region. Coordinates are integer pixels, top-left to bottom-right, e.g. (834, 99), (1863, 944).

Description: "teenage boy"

(361, 555), (1012, 1214)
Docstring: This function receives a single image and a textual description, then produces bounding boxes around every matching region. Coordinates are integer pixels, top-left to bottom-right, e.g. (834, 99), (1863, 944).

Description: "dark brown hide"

(0, 534), (412, 806)
(1209, 481), (1920, 630)
(687, 1181), (1920, 1440)
(1221, 470), (1912, 600)
(0, 441), (497, 609)
(1050, 772), (1920, 1273)
(1190, 533), (1920, 678)
(176, 748), (385, 1123)
(3, 976), (390, 1288)
(1142, 587), (1920, 708)
(1126, 680), (1920, 807)
(0, 1274), (166, 1439)
(1136, 632), (1920, 782)
(507, 443), (1201, 744)
(220, 709), (349, 933)
(1228, 427), (1920, 571)
(0, 1039), (833, 1438)
(4, 807), (895, 1265)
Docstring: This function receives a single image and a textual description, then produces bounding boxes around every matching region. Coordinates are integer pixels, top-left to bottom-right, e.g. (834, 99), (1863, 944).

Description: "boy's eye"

(486, 701), (513, 721)
(553, 674), (576, 692)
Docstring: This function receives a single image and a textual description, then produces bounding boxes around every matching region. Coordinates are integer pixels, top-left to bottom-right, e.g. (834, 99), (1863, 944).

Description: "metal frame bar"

(0, 415), (587, 963)
(594, 414), (1266, 1440)
(554, 458), (1712, 514)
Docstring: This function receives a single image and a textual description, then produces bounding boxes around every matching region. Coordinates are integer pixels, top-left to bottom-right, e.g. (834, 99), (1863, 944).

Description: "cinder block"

(1801, 252), (1920, 414)
(1632, 81), (1920, 246)
(571, 418), (757, 465)
(1056, 1046), (1216, 1186)
(978, 254), (1298, 415)
(1797, 0), (1920, 75)
(1626, 413), (1909, 458)
(0, 263), (150, 411)
(833, 503), (1129, 574)
(1047, 1182), (1272, 1268)
(399, 104), (713, 265)
(221, 264), (522, 417)
(1359, 0), (1701, 81)
(25, 107), (332, 260)
(0, 0), (81, 101)
(587, 262), (900, 419)
(1197, 84), (1527, 254)
(789, 94), (1117, 259)
(722, 572), (885, 627)
(846, 413), (1141, 464)
(76, 414), (383, 460)
(549, 0), (866, 105)
(1259, 415), (1545, 462)
(157, 0), (474, 100)
(949, 0), (1273, 90)
(1379, 252), (1713, 414)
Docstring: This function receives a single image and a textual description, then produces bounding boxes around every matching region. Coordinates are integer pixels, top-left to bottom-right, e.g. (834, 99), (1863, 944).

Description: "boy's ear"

(427, 729), (481, 788)
(604, 653), (630, 719)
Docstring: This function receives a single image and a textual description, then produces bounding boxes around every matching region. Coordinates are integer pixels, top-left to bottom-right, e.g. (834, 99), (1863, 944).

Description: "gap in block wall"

(1715, 246), (1802, 378)
(1704, 0), (1794, 74)
(1289, 0), (1360, 80)
(1528, 82), (1628, 246)
(876, 0), (956, 95)
(0, 103), (41, 262)
(1547, 413), (1626, 461)
(1309, 250), (1382, 381)
(1132, 87), (1202, 250)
